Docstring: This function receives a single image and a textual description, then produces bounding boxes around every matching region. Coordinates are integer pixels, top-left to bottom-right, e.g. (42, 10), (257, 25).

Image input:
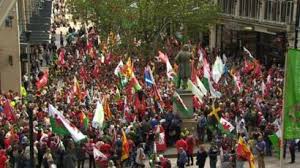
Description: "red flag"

(3, 100), (15, 121)
(36, 71), (49, 90)
(191, 61), (197, 83)
(92, 65), (100, 78)
(105, 53), (112, 65)
(79, 66), (88, 81)
(58, 50), (65, 65)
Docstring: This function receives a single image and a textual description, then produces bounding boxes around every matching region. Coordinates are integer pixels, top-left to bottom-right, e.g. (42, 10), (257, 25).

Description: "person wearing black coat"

(196, 145), (207, 168)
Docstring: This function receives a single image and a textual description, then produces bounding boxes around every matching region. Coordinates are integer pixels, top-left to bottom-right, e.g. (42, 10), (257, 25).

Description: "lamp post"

(26, 92), (35, 167)
(295, 0), (300, 49)
(25, 31), (32, 75)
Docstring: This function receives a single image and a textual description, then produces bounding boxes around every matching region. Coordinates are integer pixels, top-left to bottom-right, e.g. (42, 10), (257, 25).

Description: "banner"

(284, 49), (300, 139)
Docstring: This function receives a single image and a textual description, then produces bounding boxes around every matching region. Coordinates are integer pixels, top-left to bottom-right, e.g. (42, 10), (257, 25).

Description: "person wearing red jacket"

(186, 134), (195, 166)
(176, 138), (187, 153)
(0, 150), (7, 168)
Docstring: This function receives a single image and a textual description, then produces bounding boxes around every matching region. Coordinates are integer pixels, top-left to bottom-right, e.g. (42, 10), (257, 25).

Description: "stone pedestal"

(173, 90), (194, 119)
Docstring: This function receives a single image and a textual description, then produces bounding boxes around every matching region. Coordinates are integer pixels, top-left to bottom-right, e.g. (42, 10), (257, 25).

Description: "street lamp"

(25, 31), (32, 74)
(26, 92), (35, 167)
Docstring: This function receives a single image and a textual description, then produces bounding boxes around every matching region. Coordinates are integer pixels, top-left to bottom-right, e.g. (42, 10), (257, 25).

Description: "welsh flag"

(202, 57), (210, 90)
(268, 127), (281, 158)
(219, 117), (235, 135)
(114, 60), (124, 76)
(172, 92), (193, 117)
(196, 76), (207, 96)
(187, 80), (204, 102)
(48, 105), (86, 142)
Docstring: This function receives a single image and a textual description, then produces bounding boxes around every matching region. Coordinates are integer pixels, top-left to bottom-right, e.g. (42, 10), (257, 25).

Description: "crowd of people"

(0, 1), (298, 168)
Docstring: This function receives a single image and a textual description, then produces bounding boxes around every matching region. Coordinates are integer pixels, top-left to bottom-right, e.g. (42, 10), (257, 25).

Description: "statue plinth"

(173, 90), (194, 119)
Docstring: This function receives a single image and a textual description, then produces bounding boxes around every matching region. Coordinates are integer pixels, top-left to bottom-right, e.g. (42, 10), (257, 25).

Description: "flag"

(73, 76), (82, 100)
(144, 66), (155, 87)
(283, 49), (300, 139)
(219, 117), (235, 133)
(202, 58), (210, 90)
(48, 105), (86, 142)
(198, 48), (205, 65)
(93, 147), (107, 160)
(58, 50), (65, 65)
(92, 65), (100, 78)
(103, 97), (112, 120)
(208, 80), (221, 98)
(208, 105), (221, 121)
(157, 51), (175, 80)
(243, 47), (254, 60)
(3, 100), (15, 121)
(166, 60), (176, 80)
(196, 76), (207, 96)
(114, 60), (124, 76)
(212, 56), (224, 83)
(36, 70), (49, 90)
(187, 80), (203, 102)
(79, 112), (89, 130)
(92, 101), (105, 129)
(128, 75), (142, 92)
(232, 72), (243, 92)
(172, 92), (193, 117)
(121, 129), (129, 161)
(268, 133), (280, 158)
(237, 136), (255, 168)
(261, 81), (267, 97)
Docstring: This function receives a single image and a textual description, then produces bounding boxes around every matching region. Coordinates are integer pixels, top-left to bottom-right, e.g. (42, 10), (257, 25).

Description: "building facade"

(211, 0), (300, 66)
(0, 0), (51, 93)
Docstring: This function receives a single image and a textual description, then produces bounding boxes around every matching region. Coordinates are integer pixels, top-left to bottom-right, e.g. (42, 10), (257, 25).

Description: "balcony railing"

(218, 0), (295, 24)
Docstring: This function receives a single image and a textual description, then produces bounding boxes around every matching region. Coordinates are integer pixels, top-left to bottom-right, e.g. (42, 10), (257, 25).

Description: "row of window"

(218, 0), (295, 24)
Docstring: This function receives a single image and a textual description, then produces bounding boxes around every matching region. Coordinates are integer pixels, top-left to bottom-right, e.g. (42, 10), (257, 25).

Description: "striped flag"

(144, 65), (155, 87)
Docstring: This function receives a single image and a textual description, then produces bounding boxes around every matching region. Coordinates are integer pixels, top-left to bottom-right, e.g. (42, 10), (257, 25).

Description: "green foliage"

(66, 0), (219, 56)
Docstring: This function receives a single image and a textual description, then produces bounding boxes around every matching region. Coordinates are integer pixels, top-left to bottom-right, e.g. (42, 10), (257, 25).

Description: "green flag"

(284, 49), (300, 139)
(268, 134), (280, 158)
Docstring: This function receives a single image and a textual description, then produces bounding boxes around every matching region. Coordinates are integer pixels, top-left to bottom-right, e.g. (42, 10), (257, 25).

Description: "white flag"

(208, 80), (221, 98)
(93, 147), (107, 160)
(212, 56), (224, 83)
(188, 80), (204, 101)
(92, 101), (105, 129)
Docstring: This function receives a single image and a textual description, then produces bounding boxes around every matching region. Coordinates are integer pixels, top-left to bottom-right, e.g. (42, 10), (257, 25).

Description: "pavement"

(155, 147), (300, 168)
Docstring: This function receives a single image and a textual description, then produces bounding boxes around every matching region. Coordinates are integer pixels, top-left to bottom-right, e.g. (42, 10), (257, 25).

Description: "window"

(218, 0), (236, 15)
(264, 0), (294, 23)
(239, 0), (260, 19)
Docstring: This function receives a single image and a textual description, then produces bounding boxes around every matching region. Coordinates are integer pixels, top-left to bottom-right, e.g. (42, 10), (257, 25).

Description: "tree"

(66, 0), (219, 57)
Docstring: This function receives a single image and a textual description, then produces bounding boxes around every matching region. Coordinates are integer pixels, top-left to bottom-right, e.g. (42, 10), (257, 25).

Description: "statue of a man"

(175, 44), (192, 89)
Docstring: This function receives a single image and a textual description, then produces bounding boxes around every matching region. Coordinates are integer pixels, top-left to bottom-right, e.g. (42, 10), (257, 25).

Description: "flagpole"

(280, 50), (289, 168)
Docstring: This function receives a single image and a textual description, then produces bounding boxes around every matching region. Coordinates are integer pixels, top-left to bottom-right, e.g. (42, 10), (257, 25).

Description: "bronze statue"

(175, 44), (192, 89)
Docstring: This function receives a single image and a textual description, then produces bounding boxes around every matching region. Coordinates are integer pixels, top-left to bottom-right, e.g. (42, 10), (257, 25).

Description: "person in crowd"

(177, 147), (188, 168)
(196, 145), (207, 168)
